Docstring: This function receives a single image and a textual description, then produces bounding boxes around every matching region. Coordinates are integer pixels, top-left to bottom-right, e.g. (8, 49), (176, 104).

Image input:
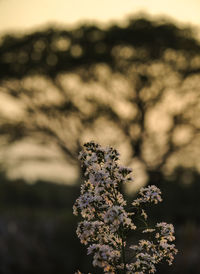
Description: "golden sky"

(1, 0), (200, 185)
(0, 0), (200, 35)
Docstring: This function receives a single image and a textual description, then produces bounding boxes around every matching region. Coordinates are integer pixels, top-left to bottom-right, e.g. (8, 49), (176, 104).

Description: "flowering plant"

(73, 142), (177, 273)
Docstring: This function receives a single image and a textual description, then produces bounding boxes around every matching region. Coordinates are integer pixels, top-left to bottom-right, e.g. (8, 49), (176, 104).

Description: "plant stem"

(121, 232), (126, 274)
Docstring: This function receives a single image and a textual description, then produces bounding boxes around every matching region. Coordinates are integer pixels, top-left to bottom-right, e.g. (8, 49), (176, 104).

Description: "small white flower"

(73, 142), (177, 273)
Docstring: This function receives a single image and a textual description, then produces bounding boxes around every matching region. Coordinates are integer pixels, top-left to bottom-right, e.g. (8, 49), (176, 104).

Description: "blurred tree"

(0, 17), (200, 188)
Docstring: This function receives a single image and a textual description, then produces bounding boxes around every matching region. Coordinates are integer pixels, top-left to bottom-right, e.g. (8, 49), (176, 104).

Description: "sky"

(0, 0), (200, 185)
(0, 0), (200, 35)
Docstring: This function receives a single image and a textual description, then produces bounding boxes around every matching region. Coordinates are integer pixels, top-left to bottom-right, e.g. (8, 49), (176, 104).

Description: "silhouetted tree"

(0, 16), (200, 187)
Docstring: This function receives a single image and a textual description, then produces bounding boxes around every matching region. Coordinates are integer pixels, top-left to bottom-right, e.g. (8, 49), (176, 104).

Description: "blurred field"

(0, 173), (199, 273)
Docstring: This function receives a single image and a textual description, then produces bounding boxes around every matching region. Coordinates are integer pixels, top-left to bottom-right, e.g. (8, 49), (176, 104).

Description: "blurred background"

(0, 0), (200, 273)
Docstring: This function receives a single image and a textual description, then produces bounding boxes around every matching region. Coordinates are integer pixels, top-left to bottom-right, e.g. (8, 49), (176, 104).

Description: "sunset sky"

(0, 0), (200, 35)
(0, 0), (200, 186)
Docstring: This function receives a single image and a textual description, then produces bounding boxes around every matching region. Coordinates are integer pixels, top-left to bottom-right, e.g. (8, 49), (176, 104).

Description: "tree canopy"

(0, 17), (200, 188)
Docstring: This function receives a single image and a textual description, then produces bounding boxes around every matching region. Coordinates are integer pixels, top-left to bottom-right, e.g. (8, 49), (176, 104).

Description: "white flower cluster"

(129, 222), (177, 273)
(73, 142), (177, 273)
